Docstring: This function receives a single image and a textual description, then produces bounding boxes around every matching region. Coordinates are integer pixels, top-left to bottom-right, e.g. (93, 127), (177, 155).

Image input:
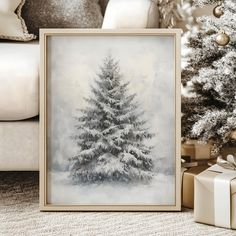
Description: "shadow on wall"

(99, 0), (109, 15)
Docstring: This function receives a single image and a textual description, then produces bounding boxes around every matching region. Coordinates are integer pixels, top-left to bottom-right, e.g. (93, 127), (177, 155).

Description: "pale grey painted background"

(47, 35), (174, 174)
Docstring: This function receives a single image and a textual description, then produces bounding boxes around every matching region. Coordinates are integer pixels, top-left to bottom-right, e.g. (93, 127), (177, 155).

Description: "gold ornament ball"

(216, 32), (230, 46)
(213, 5), (224, 18)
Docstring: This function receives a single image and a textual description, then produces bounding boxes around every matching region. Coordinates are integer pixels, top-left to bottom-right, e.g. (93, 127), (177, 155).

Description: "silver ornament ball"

(216, 32), (230, 46)
(213, 5), (224, 18)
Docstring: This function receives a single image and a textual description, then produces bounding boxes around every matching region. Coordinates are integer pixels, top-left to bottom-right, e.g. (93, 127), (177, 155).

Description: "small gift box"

(194, 156), (236, 229)
(181, 140), (212, 160)
(181, 155), (216, 168)
(182, 165), (209, 209)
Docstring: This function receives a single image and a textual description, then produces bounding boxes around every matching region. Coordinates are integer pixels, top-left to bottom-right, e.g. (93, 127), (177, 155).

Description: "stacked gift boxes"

(194, 162), (236, 229)
(181, 165), (209, 208)
(182, 140), (236, 229)
(181, 140), (214, 209)
(182, 140), (212, 161)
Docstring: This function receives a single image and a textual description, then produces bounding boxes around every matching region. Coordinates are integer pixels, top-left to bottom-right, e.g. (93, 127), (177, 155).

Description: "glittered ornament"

(216, 32), (230, 46)
(213, 5), (224, 18)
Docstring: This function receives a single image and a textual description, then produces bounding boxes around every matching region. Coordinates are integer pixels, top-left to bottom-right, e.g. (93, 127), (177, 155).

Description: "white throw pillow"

(102, 0), (159, 28)
(0, 0), (35, 41)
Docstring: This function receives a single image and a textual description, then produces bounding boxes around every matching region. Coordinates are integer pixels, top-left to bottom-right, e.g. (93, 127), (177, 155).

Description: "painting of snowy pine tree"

(40, 29), (181, 211)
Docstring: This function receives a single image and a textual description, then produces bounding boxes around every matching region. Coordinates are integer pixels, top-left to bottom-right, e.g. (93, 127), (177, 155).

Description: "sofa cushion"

(0, 117), (39, 170)
(102, 0), (159, 28)
(0, 41), (39, 120)
(0, 0), (35, 41)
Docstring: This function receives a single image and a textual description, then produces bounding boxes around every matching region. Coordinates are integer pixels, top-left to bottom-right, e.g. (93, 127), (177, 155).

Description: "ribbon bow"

(217, 154), (236, 171)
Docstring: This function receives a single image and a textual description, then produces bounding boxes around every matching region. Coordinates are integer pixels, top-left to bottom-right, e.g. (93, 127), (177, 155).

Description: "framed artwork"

(40, 29), (181, 211)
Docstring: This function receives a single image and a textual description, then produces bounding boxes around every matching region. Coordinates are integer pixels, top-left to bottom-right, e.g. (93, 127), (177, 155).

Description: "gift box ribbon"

(208, 158), (236, 228)
(217, 155), (236, 170)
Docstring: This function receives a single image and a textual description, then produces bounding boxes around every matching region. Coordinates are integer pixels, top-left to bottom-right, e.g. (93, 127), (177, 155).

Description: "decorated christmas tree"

(69, 55), (154, 184)
(182, 0), (236, 154)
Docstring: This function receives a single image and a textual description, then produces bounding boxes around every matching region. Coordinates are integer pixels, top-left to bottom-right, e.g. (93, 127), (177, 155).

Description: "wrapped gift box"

(181, 142), (195, 160)
(194, 164), (236, 229)
(181, 140), (212, 160)
(182, 165), (208, 209)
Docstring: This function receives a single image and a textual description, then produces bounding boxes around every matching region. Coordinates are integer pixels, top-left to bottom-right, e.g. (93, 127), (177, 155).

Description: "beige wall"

(194, 3), (216, 17)
(176, 0), (216, 31)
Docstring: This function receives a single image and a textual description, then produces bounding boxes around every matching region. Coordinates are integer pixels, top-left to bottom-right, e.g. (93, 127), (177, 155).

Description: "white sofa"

(0, 0), (109, 171)
(0, 0), (214, 171)
(0, 41), (39, 170)
(0, 0), (158, 171)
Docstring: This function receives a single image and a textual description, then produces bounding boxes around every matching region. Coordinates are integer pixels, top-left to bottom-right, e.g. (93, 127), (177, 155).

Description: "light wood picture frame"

(40, 29), (181, 211)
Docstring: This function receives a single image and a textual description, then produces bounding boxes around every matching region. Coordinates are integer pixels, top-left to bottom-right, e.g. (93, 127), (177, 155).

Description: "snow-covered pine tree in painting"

(69, 55), (155, 184)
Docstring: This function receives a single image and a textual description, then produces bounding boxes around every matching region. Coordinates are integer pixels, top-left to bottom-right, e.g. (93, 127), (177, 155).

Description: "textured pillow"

(22, 0), (103, 37)
(0, 0), (35, 41)
(102, 0), (159, 29)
